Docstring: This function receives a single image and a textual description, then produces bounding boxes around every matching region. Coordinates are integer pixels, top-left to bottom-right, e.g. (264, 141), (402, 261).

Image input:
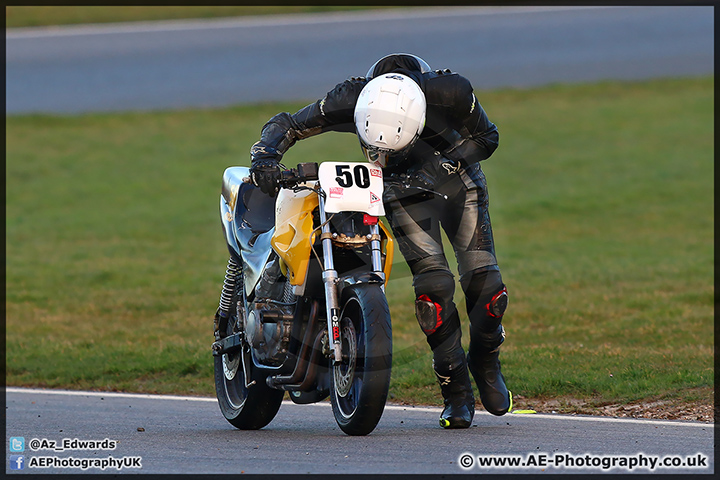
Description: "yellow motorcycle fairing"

(378, 220), (394, 282)
(271, 187), (319, 286)
(271, 187), (394, 287)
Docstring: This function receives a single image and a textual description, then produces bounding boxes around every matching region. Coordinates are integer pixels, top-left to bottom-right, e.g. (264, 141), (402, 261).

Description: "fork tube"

(369, 223), (386, 292)
(318, 195), (343, 363)
(369, 224), (384, 276)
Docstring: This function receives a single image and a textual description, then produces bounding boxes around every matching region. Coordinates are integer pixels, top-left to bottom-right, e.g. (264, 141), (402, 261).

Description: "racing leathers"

(250, 63), (510, 428)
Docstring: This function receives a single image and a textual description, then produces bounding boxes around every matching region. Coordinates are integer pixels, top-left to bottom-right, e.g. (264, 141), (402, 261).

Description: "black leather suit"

(251, 56), (509, 418)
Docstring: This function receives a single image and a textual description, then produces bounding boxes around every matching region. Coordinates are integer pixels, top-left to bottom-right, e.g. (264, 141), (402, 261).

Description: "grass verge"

(6, 77), (713, 416)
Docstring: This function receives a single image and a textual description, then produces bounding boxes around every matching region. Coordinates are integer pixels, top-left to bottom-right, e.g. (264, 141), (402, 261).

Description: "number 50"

(335, 164), (371, 189)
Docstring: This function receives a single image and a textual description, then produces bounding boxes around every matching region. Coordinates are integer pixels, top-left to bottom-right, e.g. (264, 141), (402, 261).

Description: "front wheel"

(331, 284), (392, 436)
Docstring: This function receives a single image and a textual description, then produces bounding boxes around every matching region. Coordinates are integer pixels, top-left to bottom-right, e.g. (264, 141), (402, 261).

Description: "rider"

(249, 53), (510, 429)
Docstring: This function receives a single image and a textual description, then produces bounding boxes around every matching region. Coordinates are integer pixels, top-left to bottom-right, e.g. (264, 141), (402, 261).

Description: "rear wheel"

(330, 284), (392, 436)
(214, 295), (284, 429)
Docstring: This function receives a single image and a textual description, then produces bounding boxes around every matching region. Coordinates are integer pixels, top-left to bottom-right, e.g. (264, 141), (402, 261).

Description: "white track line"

(6, 6), (608, 39)
(5, 387), (709, 428)
(5, 387), (217, 403)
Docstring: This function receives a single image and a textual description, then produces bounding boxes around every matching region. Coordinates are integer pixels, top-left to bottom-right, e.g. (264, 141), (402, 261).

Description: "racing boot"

(413, 270), (475, 428)
(468, 326), (511, 416)
(434, 356), (475, 429)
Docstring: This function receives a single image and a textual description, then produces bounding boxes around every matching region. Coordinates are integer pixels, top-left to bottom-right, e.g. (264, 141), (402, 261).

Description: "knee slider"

(487, 286), (508, 319)
(462, 269), (507, 321)
(414, 270), (455, 336)
(416, 295), (442, 335)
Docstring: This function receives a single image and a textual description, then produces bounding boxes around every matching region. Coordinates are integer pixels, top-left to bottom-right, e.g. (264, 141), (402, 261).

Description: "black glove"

(250, 158), (282, 197)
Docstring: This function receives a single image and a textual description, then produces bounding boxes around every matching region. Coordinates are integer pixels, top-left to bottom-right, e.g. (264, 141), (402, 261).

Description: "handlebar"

(245, 162), (446, 199)
(277, 162), (319, 189)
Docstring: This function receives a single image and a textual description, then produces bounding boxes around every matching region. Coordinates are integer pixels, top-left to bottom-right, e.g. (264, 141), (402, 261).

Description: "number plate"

(318, 162), (385, 216)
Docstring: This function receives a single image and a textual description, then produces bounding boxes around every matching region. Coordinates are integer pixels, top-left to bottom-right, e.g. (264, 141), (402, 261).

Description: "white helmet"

(354, 73), (426, 167)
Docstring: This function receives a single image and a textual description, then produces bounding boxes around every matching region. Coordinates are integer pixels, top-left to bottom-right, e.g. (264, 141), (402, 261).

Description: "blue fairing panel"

(220, 166), (276, 293)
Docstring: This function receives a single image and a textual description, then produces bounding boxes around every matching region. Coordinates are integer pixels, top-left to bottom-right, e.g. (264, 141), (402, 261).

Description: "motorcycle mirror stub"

(297, 162), (319, 181)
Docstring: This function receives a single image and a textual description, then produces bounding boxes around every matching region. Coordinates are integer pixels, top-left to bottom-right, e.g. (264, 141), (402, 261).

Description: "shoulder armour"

(424, 71), (473, 107)
(320, 77), (367, 122)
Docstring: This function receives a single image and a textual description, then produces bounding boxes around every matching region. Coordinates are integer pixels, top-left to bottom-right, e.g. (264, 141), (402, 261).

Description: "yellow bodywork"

(379, 221), (394, 280)
(272, 187), (318, 286)
(271, 186), (394, 286)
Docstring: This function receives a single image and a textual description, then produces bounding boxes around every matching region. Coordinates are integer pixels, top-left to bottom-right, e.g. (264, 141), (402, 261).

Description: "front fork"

(318, 195), (343, 363)
(318, 196), (384, 364)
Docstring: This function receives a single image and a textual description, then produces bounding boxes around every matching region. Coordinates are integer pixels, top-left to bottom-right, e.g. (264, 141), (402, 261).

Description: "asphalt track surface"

(5, 6), (714, 114)
(5, 388), (714, 475)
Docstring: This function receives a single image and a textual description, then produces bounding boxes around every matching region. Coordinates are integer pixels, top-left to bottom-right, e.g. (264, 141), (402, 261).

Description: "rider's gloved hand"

(250, 158), (282, 197)
(250, 141), (283, 196)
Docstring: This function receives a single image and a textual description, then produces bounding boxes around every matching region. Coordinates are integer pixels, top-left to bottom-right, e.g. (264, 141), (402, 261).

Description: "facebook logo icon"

(10, 455), (25, 470)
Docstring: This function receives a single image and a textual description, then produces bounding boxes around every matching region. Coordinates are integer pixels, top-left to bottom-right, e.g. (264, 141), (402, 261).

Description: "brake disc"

(333, 318), (357, 397)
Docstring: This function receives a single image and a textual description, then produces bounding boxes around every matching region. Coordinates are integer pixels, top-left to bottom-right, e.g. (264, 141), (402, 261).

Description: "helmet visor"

(359, 131), (421, 167)
(360, 142), (391, 167)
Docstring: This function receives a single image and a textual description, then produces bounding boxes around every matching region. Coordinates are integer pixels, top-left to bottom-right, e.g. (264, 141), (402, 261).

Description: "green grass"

(6, 77), (713, 413)
(5, 6), (395, 28)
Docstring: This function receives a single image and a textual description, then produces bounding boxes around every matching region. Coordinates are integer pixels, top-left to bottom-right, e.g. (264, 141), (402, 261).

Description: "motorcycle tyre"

(214, 352), (284, 430)
(330, 284), (392, 436)
(214, 279), (284, 431)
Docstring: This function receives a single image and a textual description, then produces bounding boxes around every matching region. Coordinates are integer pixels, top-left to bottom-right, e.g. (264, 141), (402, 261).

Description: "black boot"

(434, 358), (475, 428)
(415, 278), (475, 429)
(468, 346), (511, 416)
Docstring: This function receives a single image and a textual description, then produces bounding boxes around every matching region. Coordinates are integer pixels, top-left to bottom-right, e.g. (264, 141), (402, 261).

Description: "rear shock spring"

(218, 258), (241, 316)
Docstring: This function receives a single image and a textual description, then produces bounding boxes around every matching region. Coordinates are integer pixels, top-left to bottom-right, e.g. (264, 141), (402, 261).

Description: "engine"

(243, 301), (294, 366)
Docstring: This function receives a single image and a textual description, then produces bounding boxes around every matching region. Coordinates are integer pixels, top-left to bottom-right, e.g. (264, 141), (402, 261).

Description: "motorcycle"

(212, 160), (395, 436)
